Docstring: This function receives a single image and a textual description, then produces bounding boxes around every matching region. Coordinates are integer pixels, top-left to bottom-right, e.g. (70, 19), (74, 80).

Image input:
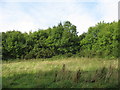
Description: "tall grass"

(2, 57), (118, 88)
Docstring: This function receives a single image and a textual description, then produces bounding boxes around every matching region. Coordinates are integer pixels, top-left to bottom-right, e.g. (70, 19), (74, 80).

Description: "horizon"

(0, 0), (119, 35)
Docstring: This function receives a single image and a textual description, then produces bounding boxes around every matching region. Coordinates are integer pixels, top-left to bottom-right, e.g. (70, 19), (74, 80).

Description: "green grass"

(2, 57), (118, 88)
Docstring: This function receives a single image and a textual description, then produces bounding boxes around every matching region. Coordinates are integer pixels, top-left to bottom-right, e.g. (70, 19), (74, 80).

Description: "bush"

(36, 48), (55, 58)
(65, 53), (73, 57)
(24, 52), (35, 59)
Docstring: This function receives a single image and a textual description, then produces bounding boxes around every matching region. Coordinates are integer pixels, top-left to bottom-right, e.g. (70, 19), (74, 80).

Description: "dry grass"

(2, 57), (118, 88)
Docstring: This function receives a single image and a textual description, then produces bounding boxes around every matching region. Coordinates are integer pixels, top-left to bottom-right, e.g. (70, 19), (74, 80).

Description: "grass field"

(2, 57), (118, 88)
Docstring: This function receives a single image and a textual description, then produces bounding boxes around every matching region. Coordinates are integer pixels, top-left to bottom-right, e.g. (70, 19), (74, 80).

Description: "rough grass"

(2, 57), (118, 88)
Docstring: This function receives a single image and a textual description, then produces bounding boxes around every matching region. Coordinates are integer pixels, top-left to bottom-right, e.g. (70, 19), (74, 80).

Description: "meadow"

(2, 57), (118, 88)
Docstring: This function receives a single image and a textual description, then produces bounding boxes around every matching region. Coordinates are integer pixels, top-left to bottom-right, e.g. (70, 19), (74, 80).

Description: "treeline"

(2, 21), (119, 60)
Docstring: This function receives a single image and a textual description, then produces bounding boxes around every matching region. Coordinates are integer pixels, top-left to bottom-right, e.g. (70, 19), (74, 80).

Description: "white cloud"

(1, 0), (119, 3)
(0, 0), (100, 3)
(0, 0), (119, 35)
(0, 3), (39, 33)
(96, 0), (119, 22)
(67, 13), (96, 35)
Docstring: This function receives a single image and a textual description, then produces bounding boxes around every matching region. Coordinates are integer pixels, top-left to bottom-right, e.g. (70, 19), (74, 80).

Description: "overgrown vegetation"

(2, 58), (118, 88)
(1, 20), (119, 88)
(2, 21), (119, 60)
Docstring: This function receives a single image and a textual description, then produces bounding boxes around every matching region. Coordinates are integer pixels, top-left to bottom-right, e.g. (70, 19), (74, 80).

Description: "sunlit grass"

(2, 57), (118, 88)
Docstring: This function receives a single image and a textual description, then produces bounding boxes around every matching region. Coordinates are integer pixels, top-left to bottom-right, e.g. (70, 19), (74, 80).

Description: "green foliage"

(2, 21), (119, 60)
(2, 31), (27, 60)
(79, 21), (119, 59)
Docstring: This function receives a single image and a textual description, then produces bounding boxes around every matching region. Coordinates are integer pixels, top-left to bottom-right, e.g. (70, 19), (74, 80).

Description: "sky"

(0, 0), (119, 35)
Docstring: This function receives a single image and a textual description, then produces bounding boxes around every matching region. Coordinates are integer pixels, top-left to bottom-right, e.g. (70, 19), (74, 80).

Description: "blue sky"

(0, 0), (119, 35)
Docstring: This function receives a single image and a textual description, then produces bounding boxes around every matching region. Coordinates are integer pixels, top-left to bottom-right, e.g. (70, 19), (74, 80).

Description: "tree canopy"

(2, 21), (119, 60)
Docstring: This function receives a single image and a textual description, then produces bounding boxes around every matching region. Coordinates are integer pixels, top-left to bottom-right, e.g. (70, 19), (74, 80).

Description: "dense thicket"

(80, 21), (119, 58)
(2, 21), (119, 60)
